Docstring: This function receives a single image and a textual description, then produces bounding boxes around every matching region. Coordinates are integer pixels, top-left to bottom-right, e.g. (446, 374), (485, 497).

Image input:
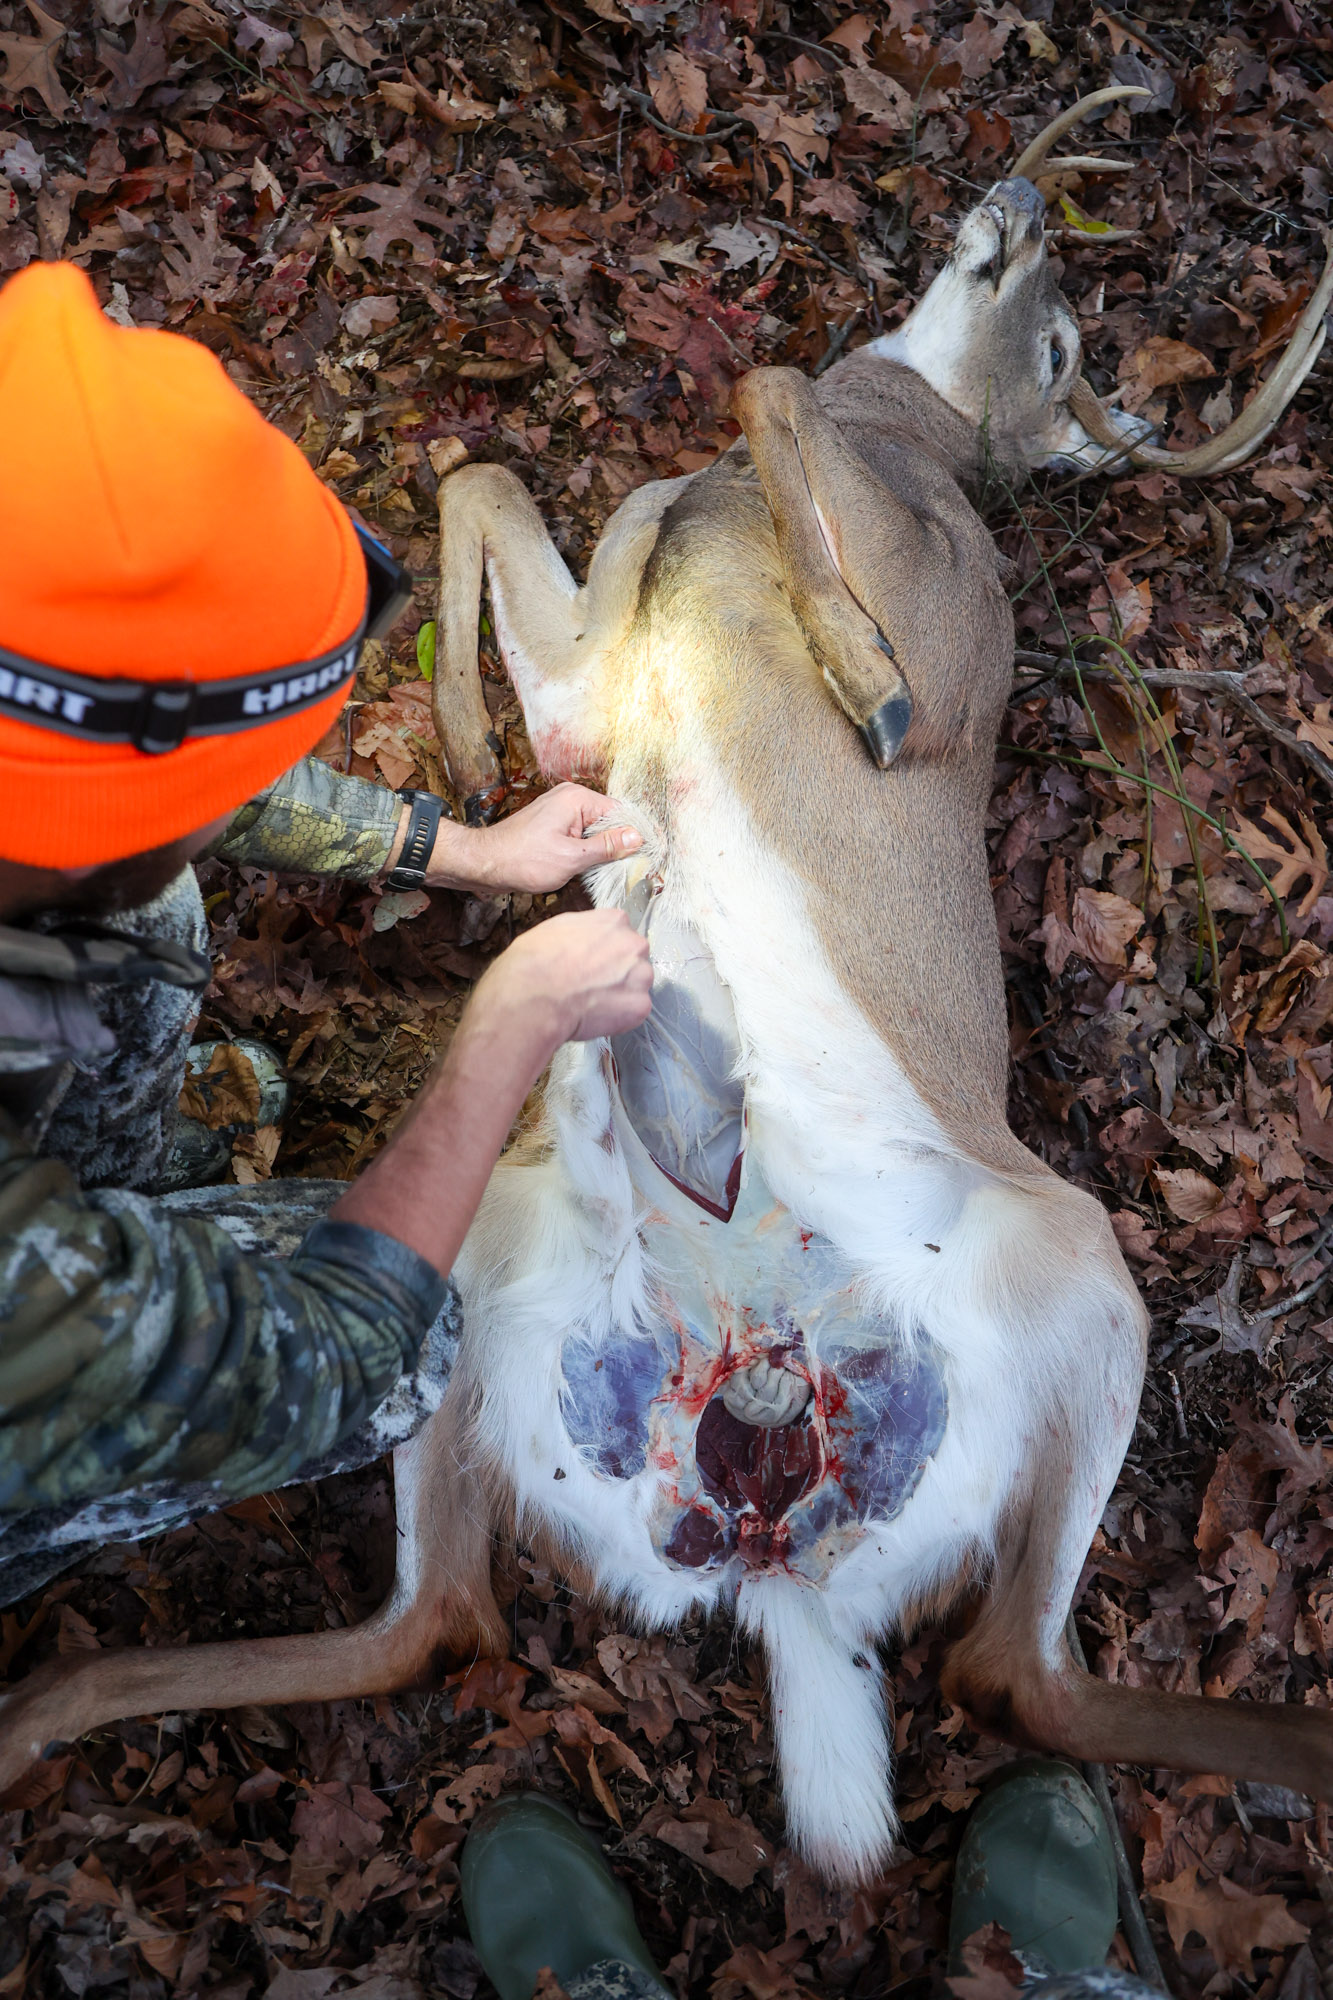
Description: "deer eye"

(1050, 339), (1065, 376)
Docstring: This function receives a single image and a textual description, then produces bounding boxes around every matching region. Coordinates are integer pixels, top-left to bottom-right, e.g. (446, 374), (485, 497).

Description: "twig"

(1256, 1217), (1333, 1321)
(1066, 1614), (1169, 1990)
(1011, 651), (1333, 794)
(765, 215), (866, 287)
(1094, 9), (1178, 63)
(812, 308), (863, 377)
(619, 86), (747, 143)
(760, 29), (848, 63)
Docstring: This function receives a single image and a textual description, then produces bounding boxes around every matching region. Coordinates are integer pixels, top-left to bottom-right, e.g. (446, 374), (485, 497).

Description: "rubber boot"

(461, 1794), (665, 2000)
(948, 1757), (1119, 1976)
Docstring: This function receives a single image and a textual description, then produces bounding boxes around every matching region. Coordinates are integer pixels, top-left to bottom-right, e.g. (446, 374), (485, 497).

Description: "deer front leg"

(732, 368), (917, 766)
(434, 465), (596, 823)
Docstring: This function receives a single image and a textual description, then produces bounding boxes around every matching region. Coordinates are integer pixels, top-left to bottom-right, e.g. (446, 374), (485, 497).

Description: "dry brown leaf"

(1119, 336), (1214, 411)
(1231, 805), (1329, 919)
(649, 49), (708, 128)
(841, 65), (913, 129)
(641, 1794), (773, 1888)
(1070, 886), (1145, 971)
(1216, 1527), (1280, 1639)
(180, 1043), (262, 1129)
(433, 1763), (505, 1821)
(0, 0), (70, 117)
(1252, 940), (1330, 1034)
(712, 1936), (813, 2000)
(1153, 1864), (1307, 1974)
(1154, 1166), (1224, 1223)
(531, 1971), (573, 2000)
(427, 436), (469, 479)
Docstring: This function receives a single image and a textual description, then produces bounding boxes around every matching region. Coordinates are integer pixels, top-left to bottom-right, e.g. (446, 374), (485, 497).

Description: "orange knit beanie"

(0, 262), (367, 869)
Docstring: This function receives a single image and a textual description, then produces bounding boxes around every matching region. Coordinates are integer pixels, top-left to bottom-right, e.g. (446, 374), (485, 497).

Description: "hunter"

(0, 262), (651, 1605)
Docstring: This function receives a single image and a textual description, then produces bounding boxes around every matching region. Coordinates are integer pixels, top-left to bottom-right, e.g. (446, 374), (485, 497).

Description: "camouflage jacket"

(0, 759), (453, 1571)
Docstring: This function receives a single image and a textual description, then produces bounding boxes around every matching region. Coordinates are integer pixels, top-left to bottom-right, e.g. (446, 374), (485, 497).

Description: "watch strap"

(386, 789), (444, 890)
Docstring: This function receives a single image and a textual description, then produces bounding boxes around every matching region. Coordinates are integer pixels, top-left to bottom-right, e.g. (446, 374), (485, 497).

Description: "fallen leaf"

(1230, 805), (1329, 919)
(1119, 336), (1215, 411)
(433, 1763), (505, 1821)
(1154, 1166), (1225, 1223)
(640, 1794), (772, 1888)
(841, 66), (913, 130)
(180, 1042), (262, 1129)
(1070, 886), (1145, 970)
(1153, 1864), (1307, 1974)
(342, 294), (400, 338)
(0, 0), (70, 117)
(648, 49), (708, 128)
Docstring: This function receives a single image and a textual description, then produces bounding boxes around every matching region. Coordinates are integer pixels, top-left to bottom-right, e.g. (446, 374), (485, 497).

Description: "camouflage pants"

(559, 1960), (1159, 2000)
(33, 866), (208, 1192)
(0, 1178), (459, 1606)
(565, 1963), (673, 2000)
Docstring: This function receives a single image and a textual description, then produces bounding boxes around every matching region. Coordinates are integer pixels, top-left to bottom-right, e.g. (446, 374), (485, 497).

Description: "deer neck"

(816, 351), (1016, 497)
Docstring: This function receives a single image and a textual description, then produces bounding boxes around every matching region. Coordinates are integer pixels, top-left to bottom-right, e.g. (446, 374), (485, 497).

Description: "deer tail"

(741, 1575), (897, 1884)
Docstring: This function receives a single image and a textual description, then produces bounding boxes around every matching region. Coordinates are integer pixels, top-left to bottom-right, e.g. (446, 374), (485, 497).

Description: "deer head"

(873, 87), (1332, 478)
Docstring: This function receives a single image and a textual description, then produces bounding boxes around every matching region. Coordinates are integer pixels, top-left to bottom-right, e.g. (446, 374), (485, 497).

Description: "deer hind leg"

(0, 1388), (507, 1796)
(941, 1480), (1333, 1800)
(730, 366), (1008, 767)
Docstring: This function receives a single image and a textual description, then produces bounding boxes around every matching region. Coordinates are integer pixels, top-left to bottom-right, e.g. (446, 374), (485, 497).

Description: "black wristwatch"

(386, 788), (444, 890)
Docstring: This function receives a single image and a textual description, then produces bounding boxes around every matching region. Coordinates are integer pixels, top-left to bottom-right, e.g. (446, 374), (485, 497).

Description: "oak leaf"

(160, 207), (244, 306)
(1230, 804), (1328, 919)
(98, 13), (170, 109)
(1153, 1864), (1307, 1974)
(0, 0), (70, 117)
(342, 167), (455, 264)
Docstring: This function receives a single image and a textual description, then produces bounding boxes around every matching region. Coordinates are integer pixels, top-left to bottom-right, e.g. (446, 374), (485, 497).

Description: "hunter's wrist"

(424, 818), (490, 891)
(467, 965), (569, 1065)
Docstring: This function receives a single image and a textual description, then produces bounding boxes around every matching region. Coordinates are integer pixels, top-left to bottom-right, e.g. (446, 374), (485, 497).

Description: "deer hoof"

(722, 1356), (813, 1428)
(860, 688), (913, 769)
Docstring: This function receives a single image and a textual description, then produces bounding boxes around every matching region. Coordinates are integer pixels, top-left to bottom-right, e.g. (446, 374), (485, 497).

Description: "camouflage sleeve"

(0, 1116), (448, 1517)
(211, 756), (403, 881)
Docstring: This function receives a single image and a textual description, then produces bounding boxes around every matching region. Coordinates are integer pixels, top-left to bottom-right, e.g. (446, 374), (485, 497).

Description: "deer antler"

(1070, 237), (1333, 476)
(1015, 88), (1333, 477)
(1011, 84), (1153, 181)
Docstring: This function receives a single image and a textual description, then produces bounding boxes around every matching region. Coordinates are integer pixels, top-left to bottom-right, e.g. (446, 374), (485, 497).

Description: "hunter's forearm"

(328, 990), (561, 1278)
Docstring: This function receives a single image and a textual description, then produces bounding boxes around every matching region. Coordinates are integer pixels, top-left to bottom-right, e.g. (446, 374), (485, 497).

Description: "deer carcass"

(4, 95), (1332, 1882)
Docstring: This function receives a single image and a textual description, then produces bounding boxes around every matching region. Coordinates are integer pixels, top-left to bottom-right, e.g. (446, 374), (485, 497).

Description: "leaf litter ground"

(2, 0), (1333, 1995)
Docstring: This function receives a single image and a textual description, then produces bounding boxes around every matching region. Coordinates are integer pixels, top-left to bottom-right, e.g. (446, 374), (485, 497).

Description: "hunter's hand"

(480, 909), (653, 1047)
(424, 784), (643, 895)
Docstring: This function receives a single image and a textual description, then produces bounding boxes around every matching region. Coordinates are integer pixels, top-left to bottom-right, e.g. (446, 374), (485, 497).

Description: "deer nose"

(988, 176), (1047, 250)
(991, 176), (1045, 220)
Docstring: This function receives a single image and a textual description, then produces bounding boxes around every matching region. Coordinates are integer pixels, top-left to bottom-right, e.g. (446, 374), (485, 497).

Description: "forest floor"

(2, 0), (1332, 1995)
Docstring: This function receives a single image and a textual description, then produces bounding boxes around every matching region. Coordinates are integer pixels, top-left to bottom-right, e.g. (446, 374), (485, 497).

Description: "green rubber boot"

(461, 1794), (665, 2000)
(948, 1757), (1119, 1976)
